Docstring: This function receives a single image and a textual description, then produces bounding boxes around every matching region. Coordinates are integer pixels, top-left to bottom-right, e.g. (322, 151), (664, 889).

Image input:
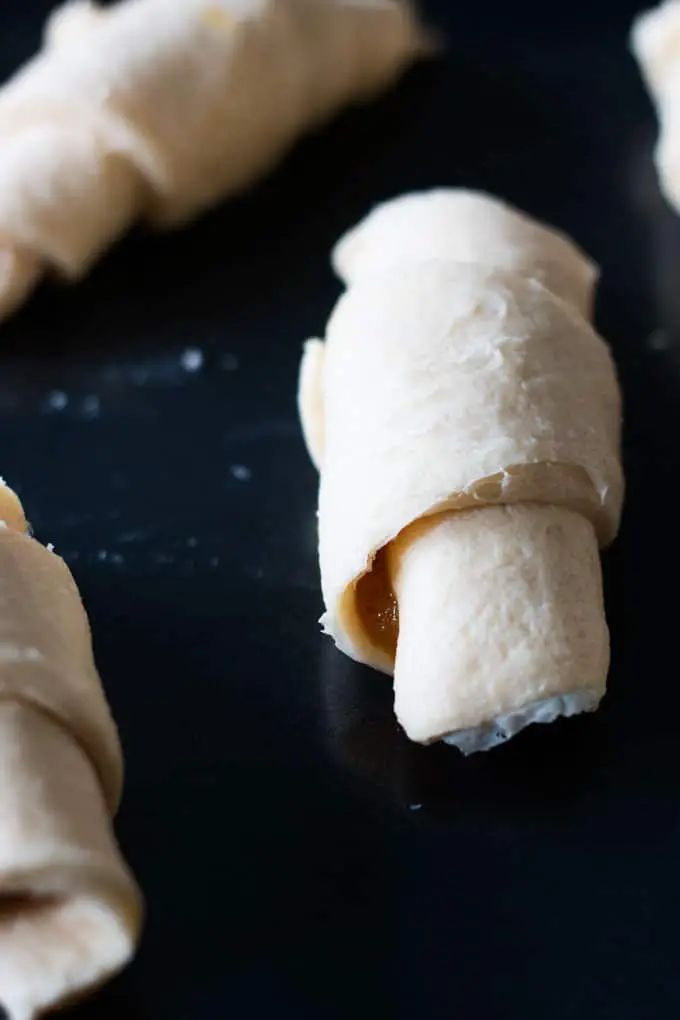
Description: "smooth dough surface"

(333, 188), (598, 317)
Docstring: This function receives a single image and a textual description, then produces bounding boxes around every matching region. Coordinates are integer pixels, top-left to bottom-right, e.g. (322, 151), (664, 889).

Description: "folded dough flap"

(331, 189), (599, 317)
(318, 263), (622, 668)
(0, 529), (123, 812)
(0, 700), (141, 1020)
(388, 504), (609, 747)
(0, 127), (143, 277)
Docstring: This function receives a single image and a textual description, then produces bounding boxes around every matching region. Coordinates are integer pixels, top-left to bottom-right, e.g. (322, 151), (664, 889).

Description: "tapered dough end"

(45, 0), (106, 48)
(387, 503), (609, 750)
(0, 702), (142, 1020)
(0, 122), (145, 282)
(630, 2), (680, 213)
(298, 339), (325, 471)
(631, 0), (680, 98)
(0, 244), (42, 327)
(331, 189), (599, 316)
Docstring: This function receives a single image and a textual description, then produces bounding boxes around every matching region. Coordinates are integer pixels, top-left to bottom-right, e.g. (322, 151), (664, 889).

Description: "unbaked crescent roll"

(0, 0), (432, 324)
(0, 480), (142, 1020)
(631, 1), (680, 213)
(298, 189), (624, 753)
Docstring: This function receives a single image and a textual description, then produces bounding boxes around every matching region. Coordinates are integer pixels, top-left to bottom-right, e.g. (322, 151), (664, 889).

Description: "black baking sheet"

(0, 2), (674, 1018)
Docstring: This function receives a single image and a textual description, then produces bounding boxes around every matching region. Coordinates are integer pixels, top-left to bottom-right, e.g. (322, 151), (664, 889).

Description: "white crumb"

(46, 542), (55, 552)
(97, 550), (108, 561)
(220, 353), (239, 371)
(45, 390), (68, 411)
(81, 395), (101, 418)
(181, 347), (203, 372)
(119, 530), (146, 543)
(409, 804), (422, 812)
(0, 521), (7, 530)
(230, 464), (251, 481)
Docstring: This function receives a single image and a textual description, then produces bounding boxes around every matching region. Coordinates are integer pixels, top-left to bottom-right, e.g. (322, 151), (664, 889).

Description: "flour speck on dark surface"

(0, 1), (675, 1018)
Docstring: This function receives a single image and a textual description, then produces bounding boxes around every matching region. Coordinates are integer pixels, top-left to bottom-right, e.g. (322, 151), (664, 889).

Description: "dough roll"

(0, 481), (141, 1020)
(0, 0), (432, 323)
(298, 189), (624, 751)
(632, 1), (680, 213)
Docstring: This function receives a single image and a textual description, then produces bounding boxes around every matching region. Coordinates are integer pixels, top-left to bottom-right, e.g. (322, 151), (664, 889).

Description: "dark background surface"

(0, 1), (677, 1017)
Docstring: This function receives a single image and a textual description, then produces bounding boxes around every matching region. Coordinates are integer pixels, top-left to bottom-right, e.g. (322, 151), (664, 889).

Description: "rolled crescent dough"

(298, 189), (624, 752)
(0, 480), (141, 1020)
(0, 0), (431, 323)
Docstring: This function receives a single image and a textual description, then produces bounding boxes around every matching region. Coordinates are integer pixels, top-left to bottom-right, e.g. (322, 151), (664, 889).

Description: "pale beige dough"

(388, 505), (608, 746)
(0, 479), (141, 1019)
(298, 189), (624, 750)
(632, 1), (680, 213)
(0, 0), (431, 322)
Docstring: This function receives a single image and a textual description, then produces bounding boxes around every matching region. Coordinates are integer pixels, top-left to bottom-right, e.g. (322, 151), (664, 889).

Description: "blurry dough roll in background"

(632, 1), (680, 213)
(0, 481), (141, 1020)
(298, 189), (624, 753)
(0, 0), (433, 324)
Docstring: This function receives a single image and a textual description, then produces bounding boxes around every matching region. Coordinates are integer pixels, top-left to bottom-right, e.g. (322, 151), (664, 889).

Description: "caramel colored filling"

(201, 6), (236, 31)
(354, 546), (399, 661)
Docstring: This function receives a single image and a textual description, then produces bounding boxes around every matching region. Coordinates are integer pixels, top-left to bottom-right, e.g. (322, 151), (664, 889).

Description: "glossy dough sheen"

(0, 481), (141, 1020)
(632, 1), (680, 213)
(298, 189), (624, 750)
(0, 0), (430, 322)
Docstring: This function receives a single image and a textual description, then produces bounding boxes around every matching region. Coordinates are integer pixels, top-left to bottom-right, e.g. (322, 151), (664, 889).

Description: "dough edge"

(441, 688), (601, 754)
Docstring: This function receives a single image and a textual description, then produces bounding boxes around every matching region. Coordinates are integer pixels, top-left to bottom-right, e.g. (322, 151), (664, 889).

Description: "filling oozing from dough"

(350, 500), (609, 750)
(354, 545), (399, 662)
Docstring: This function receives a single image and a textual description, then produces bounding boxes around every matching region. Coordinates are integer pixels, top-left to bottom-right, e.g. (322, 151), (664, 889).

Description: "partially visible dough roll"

(632, 1), (680, 212)
(0, 479), (141, 1020)
(298, 189), (623, 751)
(0, 0), (431, 322)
